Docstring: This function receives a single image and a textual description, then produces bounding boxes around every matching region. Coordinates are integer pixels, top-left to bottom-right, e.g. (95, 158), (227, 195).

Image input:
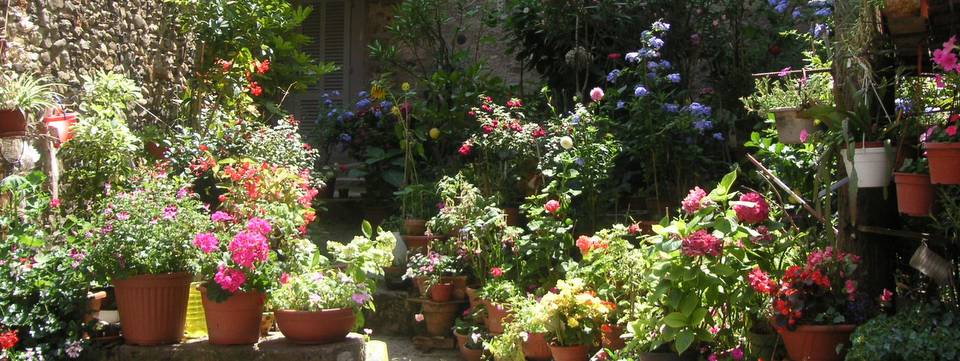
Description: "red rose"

(490, 267), (504, 277)
(458, 142), (473, 156)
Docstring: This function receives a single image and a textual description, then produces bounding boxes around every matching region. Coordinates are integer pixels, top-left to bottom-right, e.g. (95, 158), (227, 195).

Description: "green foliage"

(0, 172), (52, 248)
(741, 71), (834, 114)
(271, 269), (371, 312)
(82, 170), (211, 280)
(59, 71), (144, 214)
(847, 303), (960, 361)
(0, 71), (59, 120)
(327, 224), (396, 298)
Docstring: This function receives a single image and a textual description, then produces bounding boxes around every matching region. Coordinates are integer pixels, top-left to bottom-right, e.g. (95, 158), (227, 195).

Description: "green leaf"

(675, 329), (696, 353)
(361, 220), (373, 238)
(689, 307), (708, 326)
(663, 312), (688, 328)
(717, 170), (737, 195)
(680, 293), (699, 316)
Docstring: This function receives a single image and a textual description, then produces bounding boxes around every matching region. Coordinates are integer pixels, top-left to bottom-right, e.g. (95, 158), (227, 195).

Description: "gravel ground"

(367, 337), (460, 361)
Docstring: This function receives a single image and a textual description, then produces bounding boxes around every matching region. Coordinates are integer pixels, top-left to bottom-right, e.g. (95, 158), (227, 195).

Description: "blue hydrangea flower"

(607, 69), (621, 83)
(814, 8), (832, 16)
(663, 103), (679, 113)
(575, 158), (586, 166)
(658, 60), (673, 69)
(571, 115), (581, 125)
(895, 98), (913, 114)
(693, 119), (714, 132)
(357, 91), (368, 98)
(638, 48), (659, 58)
(324, 98), (334, 107)
(374, 110), (383, 118)
(356, 98), (372, 110)
(339, 133), (352, 142)
(769, 0), (789, 13)
(647, 61), (659, 70)
(686, 102), (712, 118)
(343, 111), (355, 120)
(332, 90), (341, 97)
(634, 85), (649, 97)
(713, 132), (725, 141)
(625, 52), (641, 63)
(649, 37), (665, 50)
(647, 72), (659, 80)
(667, 73), (681, 83)
(652, 21), (671, 32)
(616, 100), (626, 109)
(380, 100), (393, 112)
(792, 8), (802, 18)
(812, 23), (829, 38)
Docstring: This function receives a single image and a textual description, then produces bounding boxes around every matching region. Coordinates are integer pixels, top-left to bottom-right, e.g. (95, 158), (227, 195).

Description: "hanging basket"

(771, 107), (816, 144)
(842, 144), (893, 188)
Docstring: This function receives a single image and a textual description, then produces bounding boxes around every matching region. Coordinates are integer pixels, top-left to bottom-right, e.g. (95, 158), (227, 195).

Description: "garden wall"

(3, 0), (194, 124)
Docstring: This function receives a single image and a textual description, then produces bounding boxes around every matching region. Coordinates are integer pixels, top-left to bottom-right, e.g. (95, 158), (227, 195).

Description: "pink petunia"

(799, 128), (810, 143)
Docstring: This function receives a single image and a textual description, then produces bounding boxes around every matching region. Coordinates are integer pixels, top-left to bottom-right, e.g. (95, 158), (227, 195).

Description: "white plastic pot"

(842, 146), (892, 188)
(771, 107), (816, 144)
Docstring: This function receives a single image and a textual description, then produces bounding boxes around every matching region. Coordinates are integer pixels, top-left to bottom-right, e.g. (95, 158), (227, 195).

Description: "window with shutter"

(292, 0), (352, 132)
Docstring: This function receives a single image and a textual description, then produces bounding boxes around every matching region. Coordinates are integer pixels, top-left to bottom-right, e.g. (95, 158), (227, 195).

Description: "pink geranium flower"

(229, 231), (270, 269)
(214, 265), (246, 293)
(211, 211), (234, 223)
(193, 233), (220, 253)
(246, 217), (273, 235)
(733, 192), (770, 224)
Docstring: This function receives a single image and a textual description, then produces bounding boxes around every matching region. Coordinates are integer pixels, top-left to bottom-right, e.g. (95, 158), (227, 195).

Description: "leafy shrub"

(847, 303), (960, 361)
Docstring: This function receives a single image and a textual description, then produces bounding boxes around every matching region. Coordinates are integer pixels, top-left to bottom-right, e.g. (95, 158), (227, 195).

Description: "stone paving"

(367, 337), (459, 361)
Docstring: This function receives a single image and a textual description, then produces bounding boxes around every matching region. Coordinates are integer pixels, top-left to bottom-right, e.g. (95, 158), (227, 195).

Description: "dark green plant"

(847, 302), (960, 361)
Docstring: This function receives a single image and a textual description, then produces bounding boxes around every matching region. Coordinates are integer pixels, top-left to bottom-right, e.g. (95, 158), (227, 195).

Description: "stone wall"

(2, 0), (193, 124)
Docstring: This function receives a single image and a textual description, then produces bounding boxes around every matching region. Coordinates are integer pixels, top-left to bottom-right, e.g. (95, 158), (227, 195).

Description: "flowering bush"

(627, 170), (793, 356)
(195, 215), (280, 300)
(214, 158), (319, 238)
(271, 269), (372, 312)
(536, 278), (612, 346)
(84, 167), (212, 280)
(752, 247), (868, 329)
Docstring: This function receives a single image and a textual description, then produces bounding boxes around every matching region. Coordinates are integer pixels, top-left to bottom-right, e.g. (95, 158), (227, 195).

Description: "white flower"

(559, 136), (574, 150)
(471, 333), (481, 343)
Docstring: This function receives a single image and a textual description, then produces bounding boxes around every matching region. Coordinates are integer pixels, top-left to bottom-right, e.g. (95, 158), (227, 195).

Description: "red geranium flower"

(458, 142), (473, 156)
(0, 330), (18, 350)
(490, 267), (504, 278)
(249, 82), (263, 97)
(256, 59), (271, 74)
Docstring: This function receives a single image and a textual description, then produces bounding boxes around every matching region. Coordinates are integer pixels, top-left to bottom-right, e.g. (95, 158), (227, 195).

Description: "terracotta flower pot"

(894, 172), (934, 216)
(403, 235), (434, 254)
(549, 343), (591, 361)
(776, 324), (856, 361)
(465, 287), (480, 309)
(484, 301), (510, 334)
(442, 275), (469, 300)
(422, 301), (459, 337)
(403, 218), (427, 236)
(200, 288), (265, 345)
(113, 272), (192, 345)
(455, 331), (484, 361)
(601, 324), (626, 350)
(0, 109), (27, 138)
(84, 291), (108, 323)
(430, 282), (454, 302)
(275, 308), (356, 344)
(522, 333), (553, 361)
(925, 142), (960, 184)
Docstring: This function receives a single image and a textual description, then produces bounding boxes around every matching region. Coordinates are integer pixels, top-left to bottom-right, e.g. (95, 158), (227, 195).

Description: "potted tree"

(0, 72), (58, 138)
(742, 69), (833, 144)
(894, 158), (933, 216)
(271, 269), (368, 344)
(754, 247), (867, 361)
(538, 278), (611, 361)
(85, 170), (212, 345)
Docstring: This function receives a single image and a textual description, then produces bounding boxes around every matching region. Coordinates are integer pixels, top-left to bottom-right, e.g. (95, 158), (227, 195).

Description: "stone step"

(101, 333), (365, 361)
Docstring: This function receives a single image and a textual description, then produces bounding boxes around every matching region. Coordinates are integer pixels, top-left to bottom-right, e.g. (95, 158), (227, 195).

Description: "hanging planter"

(924, 143), (960, 184)
(771, 107), (816, 144)
(43, 111), (77, 146)
(0, 109), (27, 138)
(776, 324), (856, 361)
(842, 142), (893, 188)
(894, 172), (934, 216)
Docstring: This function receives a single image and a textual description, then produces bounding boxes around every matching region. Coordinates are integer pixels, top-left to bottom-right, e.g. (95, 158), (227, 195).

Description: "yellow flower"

(567, 317), (579, 328)
(370, 84), (386, 101)
(391, 106), (402, 117)
(401, 82), (411, 92)
(429, 128), (441, 139)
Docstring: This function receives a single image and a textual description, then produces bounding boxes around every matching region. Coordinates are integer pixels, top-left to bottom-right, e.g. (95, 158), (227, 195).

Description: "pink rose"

(590, 87), (605, 102)
(544, 200), (561, 214)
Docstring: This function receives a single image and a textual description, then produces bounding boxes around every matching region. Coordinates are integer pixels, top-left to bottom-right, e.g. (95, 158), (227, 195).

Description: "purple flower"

(352, 293), (369, 305)
(713, 132), (725, 141)
(652, 20), (671, 32)
(647, 61), (659, 70)
(356, 98), (372, 110)
(649, 37), (664, 49)
(686, 102), (712, 118)
(616, 100), (626, 109)
(812, 23), (829, 38)
(625, 52), (640, 63)
(339, 133), (352, 143)
(116, 212), (130, 221)
(693, 119), (714, 132)
(658, 60), (673, 69)
(634, 85), (649, 97)
(162, 205), (178, 220)
(211, 211), (234, 223)
(606, 69), (621, 83)
(667, 73), (681, 83)
(176, 188), (190, 199)
(663, 103), (680, 113)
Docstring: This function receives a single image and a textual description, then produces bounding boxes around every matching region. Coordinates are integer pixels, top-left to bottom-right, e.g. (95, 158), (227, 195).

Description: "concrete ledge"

(102, 333), (366, 361)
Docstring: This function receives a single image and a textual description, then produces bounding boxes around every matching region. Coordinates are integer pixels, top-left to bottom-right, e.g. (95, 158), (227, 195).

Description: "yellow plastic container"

(184, 282), (207, 339)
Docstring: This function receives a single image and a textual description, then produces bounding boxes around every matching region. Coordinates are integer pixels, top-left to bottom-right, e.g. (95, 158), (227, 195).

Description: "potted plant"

(480, 277), (520, 334)
(396, 183), (435, 236)
(894, 158), (933, 216)
(538, 278), (611, 361)
(404, 251), (459, 302)
(84, 169), (212, 345)
(753, 247), (868, 361)
(742, 62), (833, 145)
(271, 269), (369, 344)
(0, 72), (58, 137)
(824, 104), (895, 188)
(454, 314), (488, 361)
(922, 115), (960, 184)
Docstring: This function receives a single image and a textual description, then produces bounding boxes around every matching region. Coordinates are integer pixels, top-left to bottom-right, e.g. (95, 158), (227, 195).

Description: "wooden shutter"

(293, 0), (349, 131)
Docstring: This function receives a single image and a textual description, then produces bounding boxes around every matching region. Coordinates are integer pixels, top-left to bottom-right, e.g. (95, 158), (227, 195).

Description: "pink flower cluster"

(214, 264), (246, 293)
(681, 187), (713, 214)
(229, 231), (270, 269)
(933, 36), (958, 73)
(193, 233), (219, 253)
(681, 230), (723, 257)
(733, 192), (770, 224)
(748, 267), (775, 295)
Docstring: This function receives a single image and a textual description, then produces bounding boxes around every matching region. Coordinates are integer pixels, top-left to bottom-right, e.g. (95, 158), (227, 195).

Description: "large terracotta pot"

(403, 218), (427, 236)
(442, 275), (469, 300)
(925, 142), (960, 184)
(0, 109), (27, 138)
(275, 308), (356, 344)
(113, 272), (192, 345)
(894, 172), (934, 216)
(430, 282), (454, 302)
(601, 324), (626, 350)
(422, 301), (459, 336)
(455, 331), (484, 361)
(200, 288), (265, 345)
(522, 333), (553, 361)
(549, 344), (591, 361)
(465, 287), (480, 309)
(776, 324), (856, 361)
(484, 301), (510, 334)
(403, 235), (434, 254)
